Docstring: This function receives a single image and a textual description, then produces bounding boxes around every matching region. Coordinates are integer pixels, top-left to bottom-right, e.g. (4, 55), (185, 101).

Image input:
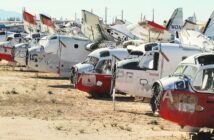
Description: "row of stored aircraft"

(0, 8), (214, 132)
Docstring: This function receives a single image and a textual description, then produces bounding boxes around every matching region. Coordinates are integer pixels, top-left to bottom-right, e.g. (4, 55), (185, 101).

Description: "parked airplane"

(74, 48), (146, 96)
(153, 53), (214, 130)
(70, 41), (212, 97)
(114, 43), (206, 98)
(0, 42), (14, 62)
(0, 41), (31, 62)
(70, 47), (129, 92)
(14, 35), (92, 77)
(0, 31), (14, 42)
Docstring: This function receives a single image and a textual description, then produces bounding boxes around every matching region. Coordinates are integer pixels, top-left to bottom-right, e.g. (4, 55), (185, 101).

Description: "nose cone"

(0, 42), (14, 62)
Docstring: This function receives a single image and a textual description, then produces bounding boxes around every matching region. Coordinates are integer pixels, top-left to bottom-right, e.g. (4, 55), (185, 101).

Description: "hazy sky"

(2, 0), (214, 24)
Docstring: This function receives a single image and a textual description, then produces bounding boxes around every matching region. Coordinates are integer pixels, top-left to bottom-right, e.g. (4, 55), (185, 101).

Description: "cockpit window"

(82, 56), (99, 66)
(192, 68), (214, 93)
(198, 55), (214, 65)
(182, 66), (198, 79)
(174, 65), (198, 79)
(145, 43), (158, 51)
(130, 51), (144, 56)
(95, 59), (112, 74)
(174, 65), (185, 75)
(32, 34), (40, 38)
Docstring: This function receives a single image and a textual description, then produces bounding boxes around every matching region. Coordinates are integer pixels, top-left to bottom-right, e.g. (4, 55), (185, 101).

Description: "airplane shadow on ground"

(116, 109), (148, 116)
(87, 95), (136, 102)
(32, 76), (69, 80)
(14, 69), (38, 73)
(48, 85), (74, 89)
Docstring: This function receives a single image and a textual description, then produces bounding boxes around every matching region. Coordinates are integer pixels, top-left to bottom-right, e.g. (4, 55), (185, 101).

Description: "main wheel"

(150, 84), (162, 116)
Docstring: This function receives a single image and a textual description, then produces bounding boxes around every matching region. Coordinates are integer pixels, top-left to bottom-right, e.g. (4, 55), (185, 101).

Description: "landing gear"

(70, 68), (77, 88)
(150, 84), (162, 116)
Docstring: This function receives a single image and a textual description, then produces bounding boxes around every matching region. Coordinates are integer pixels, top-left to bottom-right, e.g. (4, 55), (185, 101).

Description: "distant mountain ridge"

(0, 9), (22, 20)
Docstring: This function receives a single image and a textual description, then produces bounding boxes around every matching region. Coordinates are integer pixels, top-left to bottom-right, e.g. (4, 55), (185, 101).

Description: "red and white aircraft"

(152, 53), (214, 130)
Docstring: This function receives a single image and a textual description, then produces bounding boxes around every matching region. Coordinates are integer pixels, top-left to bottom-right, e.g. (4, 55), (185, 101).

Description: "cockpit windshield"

(174, 65), (198, 79)
(82, 56), (99, 66)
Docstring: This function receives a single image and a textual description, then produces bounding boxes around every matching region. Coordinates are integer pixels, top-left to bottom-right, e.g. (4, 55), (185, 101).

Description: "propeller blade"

(160, 49), (170, 62)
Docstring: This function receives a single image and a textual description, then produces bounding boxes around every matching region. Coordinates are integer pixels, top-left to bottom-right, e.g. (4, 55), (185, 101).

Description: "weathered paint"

(160, 90), (214, 128)
(76, 73), (112, 96)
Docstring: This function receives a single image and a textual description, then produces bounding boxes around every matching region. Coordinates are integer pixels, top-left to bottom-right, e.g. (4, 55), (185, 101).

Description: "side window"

(74, 44), (78, 49)
(122, 62), (140, 70)
(100, 51), (110, 57)
(14, 34), (21, 38)
(192, 68), (214, 93)
(153, 52), (159, 70)
(174, 65), (185, 75)
(139, 52), (159, 70)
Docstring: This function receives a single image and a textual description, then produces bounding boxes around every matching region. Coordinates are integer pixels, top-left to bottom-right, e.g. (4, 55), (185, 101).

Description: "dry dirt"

(0, 61), (189, 140)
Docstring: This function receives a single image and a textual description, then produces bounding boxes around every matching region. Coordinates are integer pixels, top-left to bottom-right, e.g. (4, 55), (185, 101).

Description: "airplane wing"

(179, 29), (214, 51)
(127, 21), (171, 43)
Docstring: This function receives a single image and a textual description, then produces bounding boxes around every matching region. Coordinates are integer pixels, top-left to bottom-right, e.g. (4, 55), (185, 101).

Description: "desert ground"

(0, 61), (191, 140)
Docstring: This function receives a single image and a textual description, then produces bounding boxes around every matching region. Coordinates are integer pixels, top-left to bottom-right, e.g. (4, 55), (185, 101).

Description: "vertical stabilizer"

(166, 8), (183, 34)
(203, 11), (214, 39)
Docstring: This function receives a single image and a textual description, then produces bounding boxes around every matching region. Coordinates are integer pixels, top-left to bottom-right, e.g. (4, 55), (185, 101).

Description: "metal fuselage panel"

(115, 44), (201, 98)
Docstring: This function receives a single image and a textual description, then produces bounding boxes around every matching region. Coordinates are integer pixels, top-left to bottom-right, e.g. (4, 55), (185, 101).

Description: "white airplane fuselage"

(15, 35), (91, 77)
(115, 43), (204, 98)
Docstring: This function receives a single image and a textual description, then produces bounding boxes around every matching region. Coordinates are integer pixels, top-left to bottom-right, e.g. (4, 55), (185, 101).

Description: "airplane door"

(116, 69), (135, 94)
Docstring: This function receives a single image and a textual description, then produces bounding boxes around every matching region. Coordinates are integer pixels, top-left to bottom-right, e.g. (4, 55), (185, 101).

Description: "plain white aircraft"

(14, 35), (92, 77)
(115, 42), (208, 98)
